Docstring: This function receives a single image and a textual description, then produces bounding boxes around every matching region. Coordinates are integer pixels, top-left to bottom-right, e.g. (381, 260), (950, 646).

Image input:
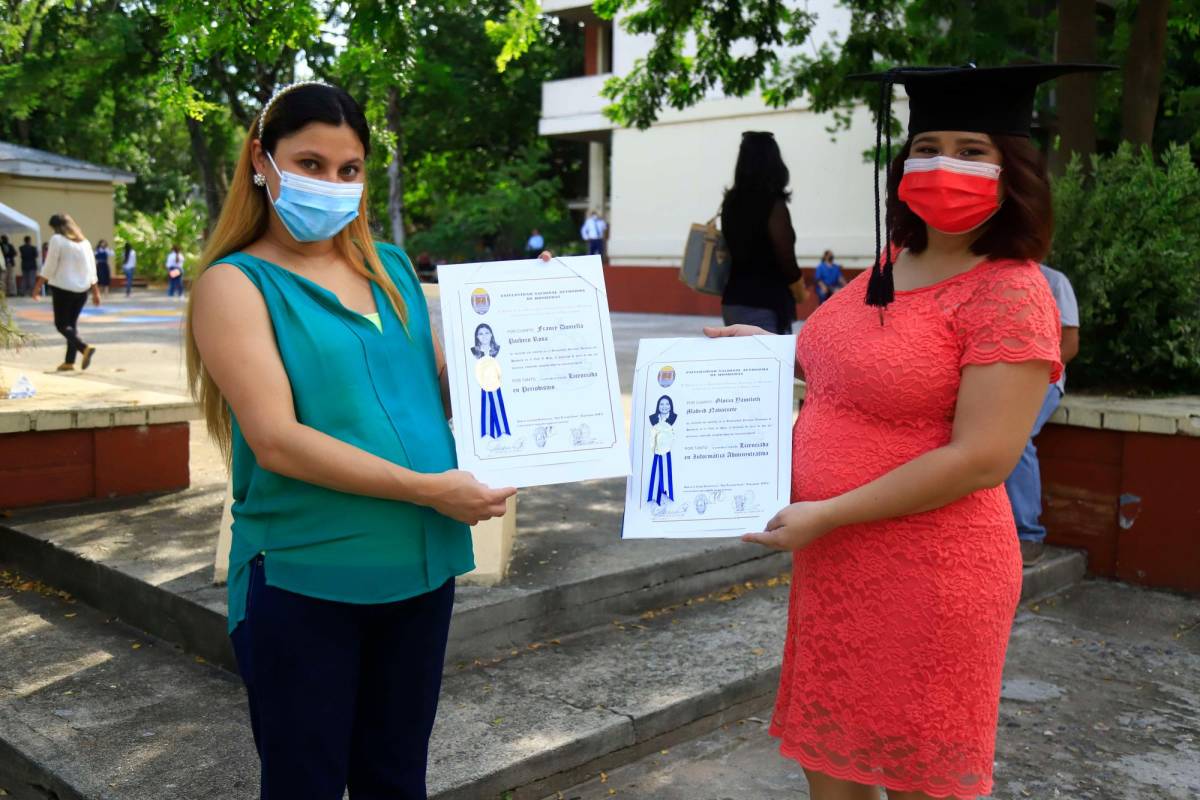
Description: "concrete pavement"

(6, 290), (1192, 799)
(551, 580), (1200, 800)
(1, 289), (725, 489)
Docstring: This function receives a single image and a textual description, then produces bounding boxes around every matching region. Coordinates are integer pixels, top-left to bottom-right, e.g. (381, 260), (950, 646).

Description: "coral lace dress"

(770, 258), (1062, 798)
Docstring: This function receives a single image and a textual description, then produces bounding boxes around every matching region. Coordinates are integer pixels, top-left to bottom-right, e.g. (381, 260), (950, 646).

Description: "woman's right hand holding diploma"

(703, 324), (772, 338)
(703, 323), (803, 380)
(422, 469), (516, 526)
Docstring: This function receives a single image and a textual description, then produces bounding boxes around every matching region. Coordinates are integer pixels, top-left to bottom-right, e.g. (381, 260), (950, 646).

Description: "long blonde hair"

(50, 213), (86, 242)
(186, 86), (409, 462)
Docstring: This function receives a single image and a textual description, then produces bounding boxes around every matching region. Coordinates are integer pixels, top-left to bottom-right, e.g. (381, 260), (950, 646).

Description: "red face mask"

(897, 156), (1002, 234)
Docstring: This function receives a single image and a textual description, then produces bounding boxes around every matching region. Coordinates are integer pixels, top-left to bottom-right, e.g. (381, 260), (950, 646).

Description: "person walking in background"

(719, 131), (807, 334)
(0, 234), (15, 294)
(40, 241), (48, 266)
(94, 239), (115, 296)
(121, 243), (137, 296)
(525, 228), (545, 257)
(166, 244), (185, 297)
(580, 210), (607, 257)
(31, 213), (99, 372)
(1005, 264), (1080, 565)
(814, 250), (846, 304)
(19, 236), (39, 296)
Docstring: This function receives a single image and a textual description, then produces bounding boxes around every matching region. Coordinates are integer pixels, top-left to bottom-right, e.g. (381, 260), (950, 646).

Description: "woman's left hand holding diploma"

(743, 501), (836, 551)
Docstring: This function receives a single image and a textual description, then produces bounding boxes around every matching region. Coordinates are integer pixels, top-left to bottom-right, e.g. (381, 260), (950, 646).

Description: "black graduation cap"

(850, 63), (1115, 311)
(857, 63), (1115, 138)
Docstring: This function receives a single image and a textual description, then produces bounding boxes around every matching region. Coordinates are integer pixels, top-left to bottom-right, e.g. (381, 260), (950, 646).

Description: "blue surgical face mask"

(266, 152), (363, 242)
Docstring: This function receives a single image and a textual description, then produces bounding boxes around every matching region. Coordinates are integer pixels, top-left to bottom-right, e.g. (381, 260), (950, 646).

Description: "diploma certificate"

(437, 256), (629, 488)
(622, 335), (795, 539)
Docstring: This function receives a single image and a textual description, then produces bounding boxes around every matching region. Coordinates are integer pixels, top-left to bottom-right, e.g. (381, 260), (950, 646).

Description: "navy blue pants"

(231, 556), (455, 800)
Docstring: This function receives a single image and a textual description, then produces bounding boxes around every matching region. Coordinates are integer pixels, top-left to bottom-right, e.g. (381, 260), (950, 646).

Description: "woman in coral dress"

(706, 63), (1109, 799)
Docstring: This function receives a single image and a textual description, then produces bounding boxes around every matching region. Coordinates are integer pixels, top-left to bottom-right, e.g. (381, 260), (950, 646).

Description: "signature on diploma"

(485, 436), (527, 454)
(650, 500), (690, 518)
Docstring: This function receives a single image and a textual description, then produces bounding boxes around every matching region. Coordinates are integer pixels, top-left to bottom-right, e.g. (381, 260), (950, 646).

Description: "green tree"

(407, 141), (577, 262)
(340, 0), (583, 254)
(1050, 144), (1200, 393)
(115, 200), (208, 281)
(336, 0), (415, 246)
(2, 0), (583, 266)
(0, 0), (197, 213)
(492, 1), (1196, 161)
(154, 0), (329, 223)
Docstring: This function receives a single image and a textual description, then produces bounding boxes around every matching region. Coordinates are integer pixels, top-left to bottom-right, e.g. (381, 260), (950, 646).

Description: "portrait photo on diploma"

(437, 255), (630, 488)
(622, 335), (796, 539)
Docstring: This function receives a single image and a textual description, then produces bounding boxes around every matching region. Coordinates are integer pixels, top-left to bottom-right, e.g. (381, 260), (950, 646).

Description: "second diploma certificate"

(437, 255), (629, 488)
(622, 335), (796, 539)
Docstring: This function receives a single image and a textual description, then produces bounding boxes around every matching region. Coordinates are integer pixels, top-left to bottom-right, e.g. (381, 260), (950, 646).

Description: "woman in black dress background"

(720, 131), (807, 334)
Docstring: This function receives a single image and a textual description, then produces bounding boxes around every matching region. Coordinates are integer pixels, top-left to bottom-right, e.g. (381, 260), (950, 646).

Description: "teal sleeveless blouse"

(217, 244), (474, 633)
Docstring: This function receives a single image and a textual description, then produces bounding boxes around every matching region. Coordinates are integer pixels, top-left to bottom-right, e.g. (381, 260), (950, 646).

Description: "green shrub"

(1050, 143), (1200, 395)
(406, 141), (579, 264)
(115, 200), (208, 282)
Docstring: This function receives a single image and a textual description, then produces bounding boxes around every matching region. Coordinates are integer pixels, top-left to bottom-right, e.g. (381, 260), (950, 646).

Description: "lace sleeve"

(955, 262), (1063, 384)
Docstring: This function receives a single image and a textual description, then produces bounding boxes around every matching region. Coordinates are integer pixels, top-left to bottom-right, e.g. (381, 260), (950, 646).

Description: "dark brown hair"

(886, 134), (1053, 262)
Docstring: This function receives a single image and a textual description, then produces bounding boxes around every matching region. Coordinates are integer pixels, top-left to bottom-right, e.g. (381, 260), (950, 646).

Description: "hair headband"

(258, 80), (333, 140)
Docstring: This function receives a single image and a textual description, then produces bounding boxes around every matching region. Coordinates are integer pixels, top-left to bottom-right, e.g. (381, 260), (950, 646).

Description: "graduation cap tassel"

(866, 77), (896, 312)
(883, 83), (896, 283)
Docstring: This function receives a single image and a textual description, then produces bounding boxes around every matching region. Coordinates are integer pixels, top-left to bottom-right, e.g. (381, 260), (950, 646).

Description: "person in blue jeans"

(121, 244), (137, 296)
(1005, 263), (1079, 565)
(165, 244), (183, 297)
(580, 211), (607, 257)
(814, 250), (845, 303)
(166, 244), (185, 297)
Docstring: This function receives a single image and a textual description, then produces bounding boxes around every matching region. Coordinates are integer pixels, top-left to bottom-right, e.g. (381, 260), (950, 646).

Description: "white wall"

(612, 0), (851, 82)
(598, 0), (904, 269)
(609, 101), (906, 269)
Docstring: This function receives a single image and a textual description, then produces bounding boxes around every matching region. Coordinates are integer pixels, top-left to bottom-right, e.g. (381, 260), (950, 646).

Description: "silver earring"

(253, 173), (267, 187)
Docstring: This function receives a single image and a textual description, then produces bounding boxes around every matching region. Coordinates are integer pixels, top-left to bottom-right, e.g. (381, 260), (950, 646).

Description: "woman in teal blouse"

(186, 82), (517, 800)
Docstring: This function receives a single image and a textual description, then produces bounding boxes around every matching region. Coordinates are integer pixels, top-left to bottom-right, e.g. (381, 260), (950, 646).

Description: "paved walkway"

(2, 290), (723, 488)
(554, 580), (1200, 800)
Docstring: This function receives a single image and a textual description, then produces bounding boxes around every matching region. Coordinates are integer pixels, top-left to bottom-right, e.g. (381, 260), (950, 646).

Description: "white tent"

(0, 201), (41, 249)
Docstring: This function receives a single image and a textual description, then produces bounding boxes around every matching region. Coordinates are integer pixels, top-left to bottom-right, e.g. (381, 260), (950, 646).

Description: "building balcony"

(539, 74), (615, 139)
(540, 0), (599, 22)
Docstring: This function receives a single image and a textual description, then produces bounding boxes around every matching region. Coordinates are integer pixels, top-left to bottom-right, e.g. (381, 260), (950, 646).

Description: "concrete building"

(0, 141), (135, 247)
(538, 1), (896, 315)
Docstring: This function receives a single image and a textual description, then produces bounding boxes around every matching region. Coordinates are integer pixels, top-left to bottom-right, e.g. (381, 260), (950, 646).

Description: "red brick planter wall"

(1039, 423), (1200, 593)
(602, 265), (868, 319)
(1, 423), (190, 509)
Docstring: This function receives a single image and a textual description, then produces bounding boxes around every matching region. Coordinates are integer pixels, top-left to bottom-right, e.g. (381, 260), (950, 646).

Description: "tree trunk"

(1120, 0), (1171, 147)
(215, 153), (231, 199)
(186, 115), (224, 230)
(386, 86), (405, 248)
(1053, 0), (1098, 173)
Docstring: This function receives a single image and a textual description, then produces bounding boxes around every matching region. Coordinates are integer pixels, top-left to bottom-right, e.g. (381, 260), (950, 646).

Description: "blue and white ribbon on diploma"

(481, 387), (511, 439)
(476, 355), (511, 439)
(647, 451), (674, 505)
